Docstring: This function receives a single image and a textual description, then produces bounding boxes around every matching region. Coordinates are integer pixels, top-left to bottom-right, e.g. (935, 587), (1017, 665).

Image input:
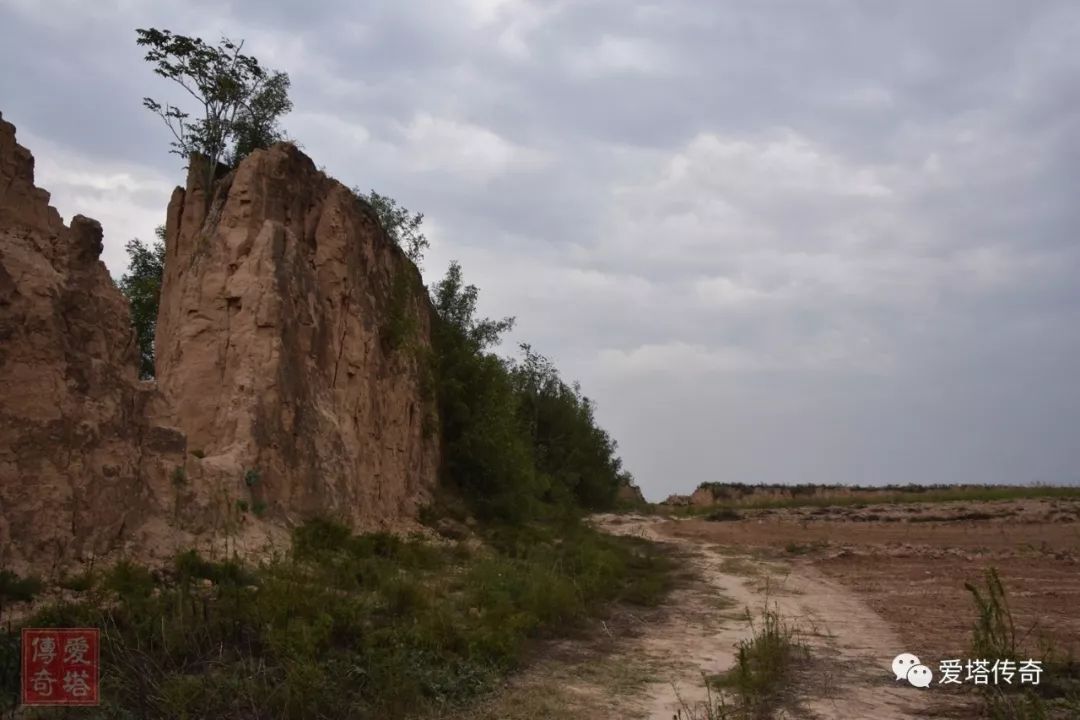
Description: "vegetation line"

(1, 520), (673, 718)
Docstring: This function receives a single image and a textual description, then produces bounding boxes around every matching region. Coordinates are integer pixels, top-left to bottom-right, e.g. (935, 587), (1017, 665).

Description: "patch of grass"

(783, 541), (828, 556)
(983, 688), (1050, 720)
(243, 467), (261, 488)
(58, 569), (96, 592)
(0, 569), (42, 618)
(174, 550), (256, 586)
(12, 518), (673, 719)
(980, 680), (1080, 720)
(101, 559), (156, 600)
(706, 507), (743, 522)
(720, 604), (805, 705)
(677, 592), (807, 719)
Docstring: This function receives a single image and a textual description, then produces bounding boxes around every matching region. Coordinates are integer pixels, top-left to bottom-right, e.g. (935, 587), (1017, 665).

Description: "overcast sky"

(2, 0), (1078, 499)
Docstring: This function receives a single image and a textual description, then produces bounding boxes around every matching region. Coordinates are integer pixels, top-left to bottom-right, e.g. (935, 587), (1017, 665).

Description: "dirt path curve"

(585, 514), (958, 719)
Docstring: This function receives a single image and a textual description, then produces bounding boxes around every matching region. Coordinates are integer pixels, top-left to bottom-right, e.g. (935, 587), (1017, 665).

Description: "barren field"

(461, 497), (1080, 719)
(673, 498), (1080, 664)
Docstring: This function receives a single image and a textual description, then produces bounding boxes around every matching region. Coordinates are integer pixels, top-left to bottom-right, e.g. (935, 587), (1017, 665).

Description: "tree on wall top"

(136, 28), (292, 185)
(356, 189), (431, 269)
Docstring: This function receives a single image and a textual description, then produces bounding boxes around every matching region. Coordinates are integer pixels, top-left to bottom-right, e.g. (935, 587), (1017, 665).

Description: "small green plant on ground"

(171, 465), (186, 486)
(783, 540), (828, 556)
(678, 590), (807, 719)
(706, 507), (742, 522)
(965, 567), (1017, 661)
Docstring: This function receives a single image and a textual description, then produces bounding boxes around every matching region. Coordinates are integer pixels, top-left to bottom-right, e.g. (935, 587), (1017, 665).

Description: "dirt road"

(458, 498), (1080, 719)
(463, 512), (979, 719)
(597, 514), (965, 719)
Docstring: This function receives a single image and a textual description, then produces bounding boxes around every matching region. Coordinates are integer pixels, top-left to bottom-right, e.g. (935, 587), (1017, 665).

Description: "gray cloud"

(2, 0), (1078, 499)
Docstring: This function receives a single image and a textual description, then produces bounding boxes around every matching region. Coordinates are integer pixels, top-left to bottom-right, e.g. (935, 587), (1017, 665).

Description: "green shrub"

(102, 560), (156, 600)
(291, 517), (351, 557)
(174, 550), (255, 586)
(0, 569), (42, 617)
(382, 266), (419, 350)
(707, 507), (742, 522)
(58, 569), (96, 592)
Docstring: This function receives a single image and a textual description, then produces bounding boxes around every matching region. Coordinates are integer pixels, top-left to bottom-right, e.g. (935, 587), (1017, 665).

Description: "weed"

(102, 560), (156, 600)
(174, 550), (255, 586)
(191, 448), (206, 459)
(706, 507), (742, 522)
(783, 541), (828, 556)
(171, 465), (187, 486)
(677, 591), (806, 719)
(244, 467), (261, 488)
(966, 567), (1080, 719)
(965, 567), (1017, 660)
(0, 569), (42, 619)
(983, 687), (1049, 720)
(58, 569), (96, 592)
(717, 601), (805, 709)
(292, 516), (351, 556)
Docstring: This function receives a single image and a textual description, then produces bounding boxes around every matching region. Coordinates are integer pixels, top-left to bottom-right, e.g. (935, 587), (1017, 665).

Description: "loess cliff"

(0, 111), (439, 571)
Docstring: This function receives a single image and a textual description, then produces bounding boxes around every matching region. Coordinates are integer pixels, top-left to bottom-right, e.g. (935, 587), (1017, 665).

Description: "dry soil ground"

(454, 497), (1080, 720)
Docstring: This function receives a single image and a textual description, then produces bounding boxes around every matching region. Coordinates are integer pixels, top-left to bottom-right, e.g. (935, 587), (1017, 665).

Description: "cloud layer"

(3, 0), (1078, 498)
